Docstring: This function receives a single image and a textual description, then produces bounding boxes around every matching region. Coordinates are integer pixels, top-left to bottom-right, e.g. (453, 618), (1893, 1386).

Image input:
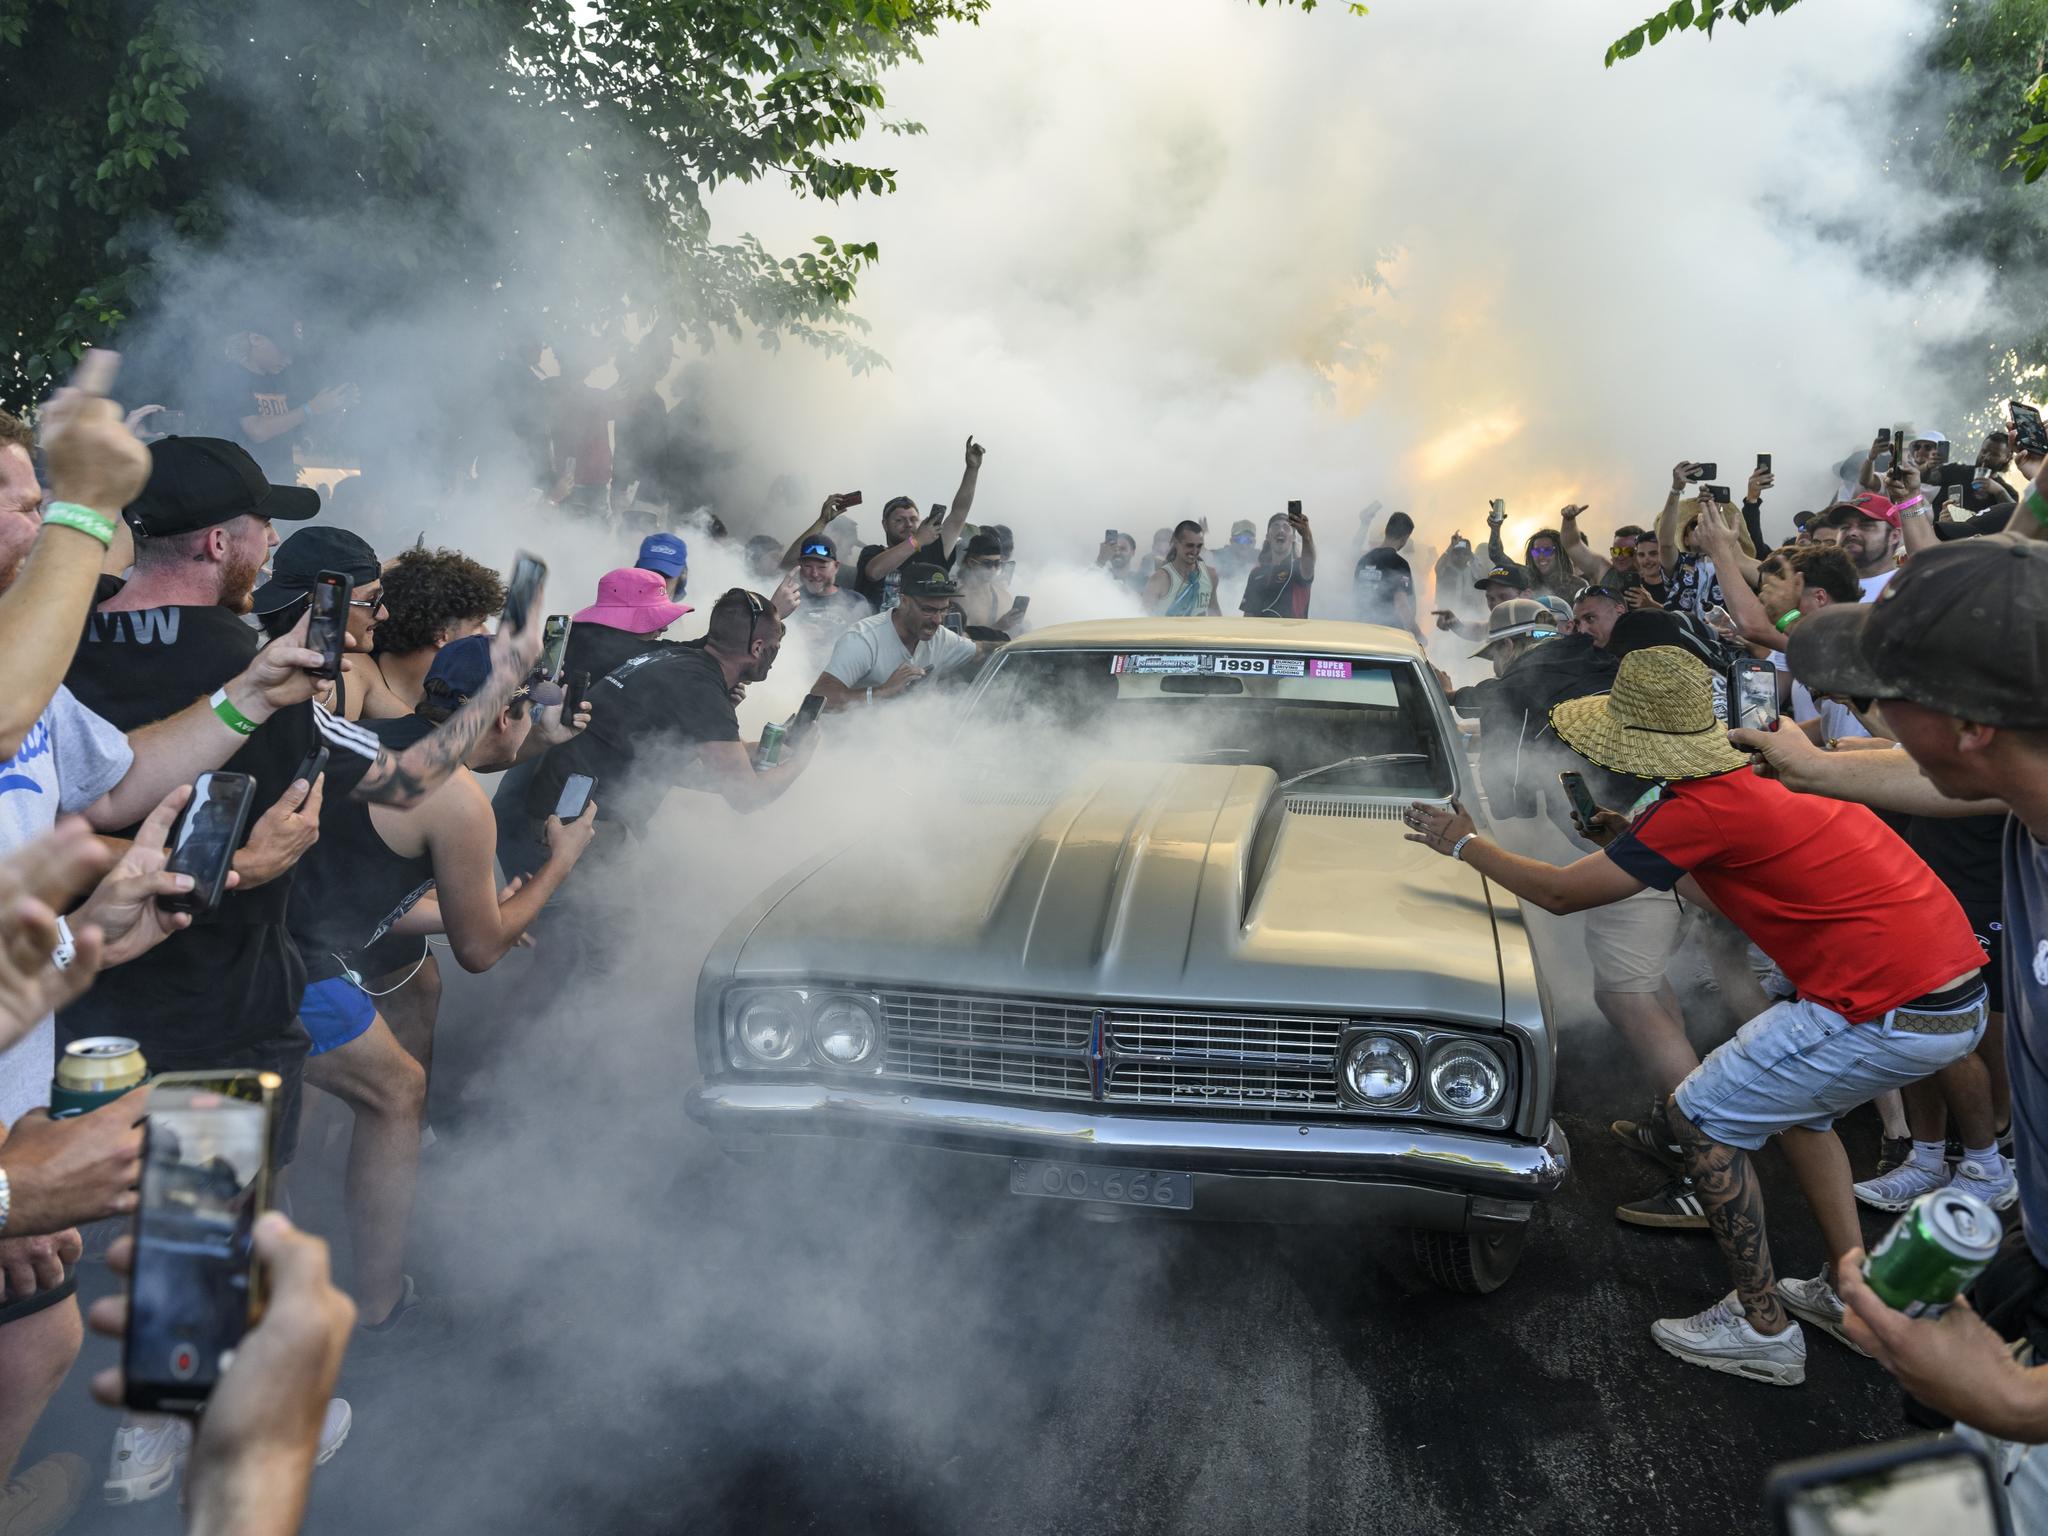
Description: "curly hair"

(374, 546), (505, 656)
(0, 410), (31, 454)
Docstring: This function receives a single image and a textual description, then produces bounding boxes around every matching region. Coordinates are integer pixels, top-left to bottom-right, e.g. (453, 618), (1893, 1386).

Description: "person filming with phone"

(813, 565), (997, 710)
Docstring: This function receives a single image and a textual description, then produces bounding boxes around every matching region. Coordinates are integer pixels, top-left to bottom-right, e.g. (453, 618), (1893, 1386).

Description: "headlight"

(1341, 1035), (1416, 1107)
(812, 995), (880, 1069)
(1428, 1044), (1505, 1117)
(733, 993), (805, 1066)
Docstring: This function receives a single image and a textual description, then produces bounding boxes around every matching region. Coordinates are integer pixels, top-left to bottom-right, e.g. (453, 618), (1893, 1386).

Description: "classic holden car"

(685, 619), (1568, 1292)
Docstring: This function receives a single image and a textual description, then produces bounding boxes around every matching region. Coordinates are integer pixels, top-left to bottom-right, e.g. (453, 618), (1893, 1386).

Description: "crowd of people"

(1, 342), (2046, 1532)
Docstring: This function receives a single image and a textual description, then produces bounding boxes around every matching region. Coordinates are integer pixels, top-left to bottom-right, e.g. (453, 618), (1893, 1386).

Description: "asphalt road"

(28, 937), (1922, 1536)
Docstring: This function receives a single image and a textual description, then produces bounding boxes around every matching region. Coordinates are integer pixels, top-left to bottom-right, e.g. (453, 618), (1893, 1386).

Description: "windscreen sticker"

(1268, 658), (1307, 678)
(1111, 653), (1359, 679)
(1308, 659), (1353, 679)
(1111, 653), (1205, 675)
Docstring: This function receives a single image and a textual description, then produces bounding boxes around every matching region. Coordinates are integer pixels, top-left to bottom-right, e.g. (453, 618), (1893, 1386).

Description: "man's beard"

(221, 547), (265, 613)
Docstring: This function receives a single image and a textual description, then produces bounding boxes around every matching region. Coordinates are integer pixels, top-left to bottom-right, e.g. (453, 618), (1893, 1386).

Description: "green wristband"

(42, 501), (116, 548)
(2026, 487), (2048, 529)
(1774, 609), (1802, 634)
(209, 687), (258, 737)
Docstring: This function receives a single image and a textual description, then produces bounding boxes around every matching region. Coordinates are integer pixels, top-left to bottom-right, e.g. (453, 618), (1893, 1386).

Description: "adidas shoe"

(1616, 1176), (1709, 1231)
(1610, 1100), (1684, 1173)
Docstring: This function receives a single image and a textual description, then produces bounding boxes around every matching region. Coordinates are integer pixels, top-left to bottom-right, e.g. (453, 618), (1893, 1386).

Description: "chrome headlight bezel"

(1335, 1023), (1516, 1129)
(1337, 1029), (1421, 1111)
(723, 987), (887, 1076)
(1423, 1040), (1508, 1119)
(810, 993), (883, 1072)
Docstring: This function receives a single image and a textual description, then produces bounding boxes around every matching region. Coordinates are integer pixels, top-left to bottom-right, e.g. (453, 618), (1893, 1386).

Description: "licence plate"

(1009, 1159), (1193, 1211)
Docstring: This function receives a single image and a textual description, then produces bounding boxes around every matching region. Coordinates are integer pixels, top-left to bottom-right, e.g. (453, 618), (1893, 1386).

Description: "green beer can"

(50, 1036), (148, 1119)
(757, 720), (788, 767)
(1862, 1188), (2001, 1318)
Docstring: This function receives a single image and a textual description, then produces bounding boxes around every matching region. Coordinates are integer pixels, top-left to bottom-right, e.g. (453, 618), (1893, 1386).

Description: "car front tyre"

(1408, 1225), (1527, 1295)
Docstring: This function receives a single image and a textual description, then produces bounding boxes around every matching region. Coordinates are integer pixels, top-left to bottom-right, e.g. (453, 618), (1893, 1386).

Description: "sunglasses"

(1529, 545), (1558, 557)
(1608, 545), (1634, 557)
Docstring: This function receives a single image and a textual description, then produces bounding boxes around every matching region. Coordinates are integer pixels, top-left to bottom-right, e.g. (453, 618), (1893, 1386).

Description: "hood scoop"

(1283, 796), (1405, 820)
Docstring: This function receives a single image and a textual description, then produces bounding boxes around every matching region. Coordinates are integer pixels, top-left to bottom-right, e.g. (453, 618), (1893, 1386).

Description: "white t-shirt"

(824, 610), (979, 691)
(1859, 570), (1895, 602)
(0, 687), (133, 1125)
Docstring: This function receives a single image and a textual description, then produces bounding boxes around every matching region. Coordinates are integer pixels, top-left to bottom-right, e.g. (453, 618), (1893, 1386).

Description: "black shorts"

(145, 1021), (311, 1168)
(1961, 900), (2008, 1016)
(0, 1266), (76, 1330)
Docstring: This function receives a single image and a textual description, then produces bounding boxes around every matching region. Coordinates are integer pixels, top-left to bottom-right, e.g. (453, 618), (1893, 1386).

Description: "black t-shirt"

(1907, 812), (2007, 911)
(61, 605), (382, 1055)
(288, 716), (437, 984)
(853, 541), (951, 612)
(563, 620), (676, 686)
(1239, 559), (1312, 618)
(528, 644), (740, 834)
(1637, 576), (1673, 607)
(197, 364), (299, 481)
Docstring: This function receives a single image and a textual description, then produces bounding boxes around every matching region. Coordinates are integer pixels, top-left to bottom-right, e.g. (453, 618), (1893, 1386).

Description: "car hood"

(733, 763), (1507, 1024)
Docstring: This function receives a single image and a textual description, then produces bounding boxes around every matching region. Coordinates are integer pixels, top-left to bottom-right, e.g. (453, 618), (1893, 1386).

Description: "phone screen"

(1757, 453), (1772, 474)
(1559, 770), (1599, 825)
(1730, 662), (1778, 733)
(554, 773), (594, 821)
(539, 615), (571, 679)
(2010, 401), (2048, 454)
(124, 1074), (278, 1413)
(305, 571), (349, 681)
(163, 773), (255, 914)
(502, 552), (547, 635)
(1777, 1449), (2003, 1535)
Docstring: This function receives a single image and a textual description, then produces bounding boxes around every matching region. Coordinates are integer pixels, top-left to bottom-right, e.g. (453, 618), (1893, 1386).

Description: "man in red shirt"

(1405, 645), (1988, 1387)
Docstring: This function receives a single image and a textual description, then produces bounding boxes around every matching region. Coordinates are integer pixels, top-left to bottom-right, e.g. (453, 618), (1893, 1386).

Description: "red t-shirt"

(1605, 769), (1983, 1021)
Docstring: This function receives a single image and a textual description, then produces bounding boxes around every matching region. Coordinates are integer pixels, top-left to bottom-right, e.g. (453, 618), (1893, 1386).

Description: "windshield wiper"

(1275, 753), (1430, 792)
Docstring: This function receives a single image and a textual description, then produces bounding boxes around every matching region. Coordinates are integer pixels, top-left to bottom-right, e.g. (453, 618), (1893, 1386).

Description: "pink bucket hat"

(573, 567), (692, 634)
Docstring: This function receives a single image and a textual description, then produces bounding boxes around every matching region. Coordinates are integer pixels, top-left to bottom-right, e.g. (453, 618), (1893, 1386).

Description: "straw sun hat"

(1547, 646), (1749, 782)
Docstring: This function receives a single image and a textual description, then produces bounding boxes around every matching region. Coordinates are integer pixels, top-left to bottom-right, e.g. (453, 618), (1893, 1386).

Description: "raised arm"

(1656, 462), (1693, 571)
(1695, 510), (1778, 652)
(425, 780), (596, 971)
(781, 492), (855, 569)
(1559, 506), (1606, 581)
(938, 437), (985, 556)
(350, 612), (541, 809)
(0, 353), (152, 759)
(1726, 727), (2007, 817)
(1291, 507), (1317, 582)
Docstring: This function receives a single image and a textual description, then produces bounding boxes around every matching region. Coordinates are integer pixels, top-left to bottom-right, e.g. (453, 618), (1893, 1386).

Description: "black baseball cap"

(899, 563), (960, 599)
(250, 526), (381, 615)
(798, 536), (836, 563)
(1474, 563), (1530, 593)
(1789, 538), (2048, 728)
(882, 494), (918, 517)
(127, 436), (321, 537)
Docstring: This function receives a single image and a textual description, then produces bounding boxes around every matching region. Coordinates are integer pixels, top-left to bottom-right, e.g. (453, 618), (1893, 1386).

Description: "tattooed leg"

(1667, 1098), (1788, 1334)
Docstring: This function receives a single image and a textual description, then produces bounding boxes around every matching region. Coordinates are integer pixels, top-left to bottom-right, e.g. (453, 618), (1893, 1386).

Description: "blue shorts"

(299, 975), (376, 1057)
(1674, 989), (1987, 1152)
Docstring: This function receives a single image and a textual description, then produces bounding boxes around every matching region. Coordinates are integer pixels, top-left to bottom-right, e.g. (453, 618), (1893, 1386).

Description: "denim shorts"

(1674, 989), (1987, 1152)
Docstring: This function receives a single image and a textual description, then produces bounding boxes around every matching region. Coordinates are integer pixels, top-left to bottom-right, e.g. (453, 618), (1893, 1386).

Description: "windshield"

(963, 647), (1455, 796)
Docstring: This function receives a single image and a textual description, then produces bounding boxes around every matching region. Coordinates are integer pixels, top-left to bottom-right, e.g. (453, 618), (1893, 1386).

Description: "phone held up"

(502, 552), (547, 636)
(1558, 770), (1601, 832)
(2009, 400), (2048, 456)
(1765, 1435), (2011, 1536)
(304, 570), (350, 681)
(162, 771), (257, 915)
(839, 490), (863, 509)
(1729, 658), (1778, 734)
(1685, 462), (1718, 483)
(1756, 453), (1772, 476)
(290, 746), (329, 813)
(1703, 484), (1733, 505)
(554, 772), (595, 821)
(123, 1071), (280, 1414)
(539, 615), (571, 681)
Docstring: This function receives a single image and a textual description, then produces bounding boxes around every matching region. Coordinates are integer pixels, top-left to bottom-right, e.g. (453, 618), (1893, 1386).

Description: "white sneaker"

(316, 1398), (352, 1467)
(1650, 1292), (1806, 1386)
(1853, 1157), (1949, 1213)
(1949, 1155), (2020, 1213)
(103, 1413), (191, 1505)
(1777, 1272), (1869, 1357)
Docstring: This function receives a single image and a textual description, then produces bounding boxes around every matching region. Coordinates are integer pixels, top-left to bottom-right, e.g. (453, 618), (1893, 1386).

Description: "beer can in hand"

(757, 720), (788, 768)
(50, 1037), (148, 1119)
(1862, 1188), (2002, 1317)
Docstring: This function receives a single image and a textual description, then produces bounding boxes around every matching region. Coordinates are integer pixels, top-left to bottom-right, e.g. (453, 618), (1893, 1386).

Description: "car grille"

(876, 991), (1348, 1112)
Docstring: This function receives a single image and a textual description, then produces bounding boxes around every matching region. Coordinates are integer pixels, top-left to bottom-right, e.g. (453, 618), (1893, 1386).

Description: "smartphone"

(290, 746), (328, 813)
(539, 614), (571, 680)
(1685, 463), (1717, 482)
(785, 693), (826, 753)
(1287, 499), (1303, 518)
(840, 490), (863, 508)
(1010, 594), (1030, 615)
(1876, 426), (1892, 446)
(562, 670), (591, 717)
(123, 1071), (280, 1414)
(1728, 658), (1779, 733)
(502, 552), (547, 635)
(1104, 528), (1117, 543)
(304, 570), (349, 681)
(161, 772), (257, 915)
(1703, 484), (1732, 505)
(1756, 453), (1772, 475)
(1894, 423), (1914, 454)
(927, 503), (947, 523)
(554, 772), (594, 821)
(2009, 401), (2048, 455)
(1558, 770), (1600, 829)
(1766, 1435), (2010, 1536)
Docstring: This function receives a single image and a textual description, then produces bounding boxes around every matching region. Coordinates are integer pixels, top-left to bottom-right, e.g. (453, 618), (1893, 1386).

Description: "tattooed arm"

(343, 622), (541, 810)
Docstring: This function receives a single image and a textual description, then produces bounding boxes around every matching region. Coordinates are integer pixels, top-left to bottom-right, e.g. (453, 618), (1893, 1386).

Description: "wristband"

(1449, 832), (1477, 862)
(1774, 609), (1802, 634)
(1894, 494), (1926, 516)
(51, 915), (75, 972)
(0, 1167), (10, 1236)
(42, 501), (117, 547)
(209, 686), (259, 736)
(2026, 486), (2048, 529)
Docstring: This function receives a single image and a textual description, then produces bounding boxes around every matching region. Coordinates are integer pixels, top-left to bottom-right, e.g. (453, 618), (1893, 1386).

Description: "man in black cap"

(253, 526), (386, 655)
(1737, 533), (2048, 1469)
(60, 436), (542, 1173)
(848, 436), (986, 612)
(813, 563), (997, 710)
(784, 531), (864, 643)
(1431, 559), (1528, 641)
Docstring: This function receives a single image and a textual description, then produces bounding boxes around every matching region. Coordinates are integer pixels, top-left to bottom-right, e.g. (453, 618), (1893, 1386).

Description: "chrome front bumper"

(685, 1081), (1571, 1232)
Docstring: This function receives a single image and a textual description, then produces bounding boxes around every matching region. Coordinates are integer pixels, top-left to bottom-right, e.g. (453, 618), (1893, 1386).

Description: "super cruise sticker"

(1110, 654), (1350, 679)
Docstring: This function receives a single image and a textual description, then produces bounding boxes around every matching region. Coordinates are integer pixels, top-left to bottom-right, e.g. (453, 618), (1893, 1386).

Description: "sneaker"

(1777, 1272), (1869, 1357)
(1949, 1155), (2020, 1214)
(1, 1452), (88, 1536)
(1650, 1292), (1806, 1386)
(1998, 1123), (2015, 1163)
(316, 1398), (352, 1467)
(103, 1413), (190, 1505)
(1616, 1176), (1709, 1231)
(1876, 1135), (1912, 1176)
(1853, 1157), (1950, 1213)
(1610, 1100), (1683, 1173)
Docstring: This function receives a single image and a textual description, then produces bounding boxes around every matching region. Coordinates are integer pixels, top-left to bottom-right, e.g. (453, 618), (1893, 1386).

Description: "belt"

(1890, 981), (1990, 1036)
